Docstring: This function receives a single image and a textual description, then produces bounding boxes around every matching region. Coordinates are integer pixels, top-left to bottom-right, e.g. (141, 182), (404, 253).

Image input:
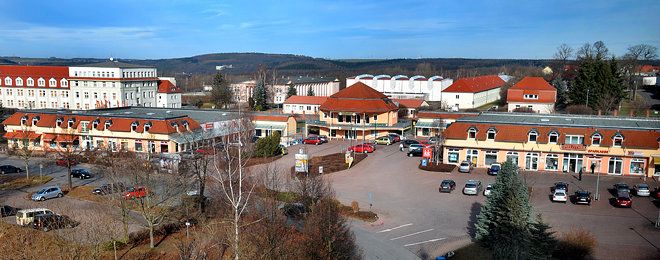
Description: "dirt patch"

(290, 152), (368, 176)
(67, 186), (107, 203)
(0, 175), (53, 190)
(419, 162), (456, 172)
(338, 205), (379, 222)
(245, 155), (284, 167)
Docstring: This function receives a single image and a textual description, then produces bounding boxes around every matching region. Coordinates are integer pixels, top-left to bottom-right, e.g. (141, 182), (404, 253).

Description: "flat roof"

(21, 107), (243, 124)
(457, 112), (660, 130)
(73, 61), (154, 69)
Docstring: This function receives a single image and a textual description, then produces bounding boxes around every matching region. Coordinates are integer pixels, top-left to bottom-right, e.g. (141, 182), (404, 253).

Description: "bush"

(419, 163), (456, 172)
(101, 239), (127, 251)
(566, 105), (593, 115)
(553, 229), (596, 259)
(254, 132), (282, 157)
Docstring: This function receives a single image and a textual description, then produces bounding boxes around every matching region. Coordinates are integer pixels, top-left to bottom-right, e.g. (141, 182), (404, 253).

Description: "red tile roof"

(640, 65), (660, 73)
(444, 122), (659, 149)
(509, 77), (556, 91)
(507, 77), (557, 103)
(3, 130), (41, 139)
(320, 82), (398, 113)
(284, 95), (328, 105)
(393, 99), (427, 109)
(157, 80), (181, 93)
(0, 65), (70, 88)
(442, 75), (505, 93)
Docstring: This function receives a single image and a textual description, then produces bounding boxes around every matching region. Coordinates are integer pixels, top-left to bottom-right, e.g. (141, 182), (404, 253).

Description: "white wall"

(508, 102), (554, 114)
(347, 75), (453, 101)
(157, 93), (182, 108)
(283, 103), (321, 114)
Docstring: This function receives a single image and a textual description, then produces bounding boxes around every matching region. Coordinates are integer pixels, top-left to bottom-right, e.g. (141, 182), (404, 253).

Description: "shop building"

(442, 113), (660, 177)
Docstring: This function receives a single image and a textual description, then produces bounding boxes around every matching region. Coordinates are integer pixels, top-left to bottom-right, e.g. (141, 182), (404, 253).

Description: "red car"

(123, 186), (148, 200)
(348, 144), (375, 153)
(56, 158), (78, 167)
(419, 141), (433, 148)
(361, 142), (376, 151)
(614, 191), (632, 208)
(303, 136), (322, 145)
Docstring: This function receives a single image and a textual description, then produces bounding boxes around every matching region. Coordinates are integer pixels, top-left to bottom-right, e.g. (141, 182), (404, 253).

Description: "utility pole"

(586, 88), (590, 107)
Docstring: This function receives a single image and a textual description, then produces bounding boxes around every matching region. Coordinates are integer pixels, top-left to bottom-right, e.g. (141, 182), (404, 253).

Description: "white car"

(483, 184), (494, 196)
(458, 161), (472, 173)
(633, 184), (650, 197)
(552, 190), (568, 203)
(463, 180), (482, 195)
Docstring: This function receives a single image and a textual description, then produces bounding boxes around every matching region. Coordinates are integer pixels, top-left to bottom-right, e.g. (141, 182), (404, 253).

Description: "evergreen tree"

(529, 214), (557, 260)
(551, 77), (568, 110)
(286, 85), (297, 98)
(210, 72), (233, 109)
(307, 87), (315, 96)
(252, 78), (268, 111)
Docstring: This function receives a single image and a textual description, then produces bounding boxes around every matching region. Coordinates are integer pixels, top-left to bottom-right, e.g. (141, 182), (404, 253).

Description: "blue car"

(32, 186), (64, 201)
(487, 163), (501, 175)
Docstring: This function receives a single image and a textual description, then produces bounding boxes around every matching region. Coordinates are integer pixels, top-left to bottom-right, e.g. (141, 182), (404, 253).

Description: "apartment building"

(506, 77), (557, 113)
(230, 76), (340, 104)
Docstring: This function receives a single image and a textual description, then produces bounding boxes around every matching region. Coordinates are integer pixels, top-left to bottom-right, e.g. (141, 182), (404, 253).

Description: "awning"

(55, 135), (78, 143)
(42, 134), (57, 142)
(415, 122), (443, 129)
(3, 131), (41, 140)
(254, 123), (286, 131)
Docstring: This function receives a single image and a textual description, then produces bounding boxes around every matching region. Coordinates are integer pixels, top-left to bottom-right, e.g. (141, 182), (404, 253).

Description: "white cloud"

(0, 24), (159, 42)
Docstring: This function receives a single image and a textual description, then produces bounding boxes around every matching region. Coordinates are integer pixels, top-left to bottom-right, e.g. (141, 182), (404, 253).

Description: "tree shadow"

(466, 202), (482, 238)
(415, 247), (430, 260)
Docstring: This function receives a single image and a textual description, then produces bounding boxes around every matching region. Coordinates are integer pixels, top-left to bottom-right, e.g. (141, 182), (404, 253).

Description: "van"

(16, 208), (54, 226)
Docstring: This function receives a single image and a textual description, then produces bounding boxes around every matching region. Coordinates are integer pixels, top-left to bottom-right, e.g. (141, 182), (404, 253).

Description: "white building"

(440, 75), (508, 110)
(157, 77), (182, 108)
(0, 61), (180, 110)
(345, 74), (453, 101)
(282, 95), (328, 115)
(230, 76), (340, 104)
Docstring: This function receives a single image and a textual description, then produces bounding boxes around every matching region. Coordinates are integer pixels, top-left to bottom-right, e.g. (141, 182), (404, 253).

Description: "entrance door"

(525, 153), (539, 171)
(346, 130), (357, 140)
(563, 153), (584, 173)
(466, 149), (478, 166)
(587, 158), (601, 174)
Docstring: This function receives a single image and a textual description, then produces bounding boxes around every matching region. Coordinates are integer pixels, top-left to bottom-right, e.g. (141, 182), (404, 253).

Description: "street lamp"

(185, 221), (191, 239)
(594, 161), (601, 201)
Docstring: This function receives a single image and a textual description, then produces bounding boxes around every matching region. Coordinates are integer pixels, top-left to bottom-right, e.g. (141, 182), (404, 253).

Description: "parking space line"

(377, 223), (412, 233)
(403, 238), (445, 247)
(390, 228), (433, 240)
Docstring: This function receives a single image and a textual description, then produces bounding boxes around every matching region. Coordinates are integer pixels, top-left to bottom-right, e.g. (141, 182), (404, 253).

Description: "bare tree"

(53, 130), (85, 190)
(12, 126), (36, 179)
(552, 44), (574, 77)
(623, 44), (658, 100)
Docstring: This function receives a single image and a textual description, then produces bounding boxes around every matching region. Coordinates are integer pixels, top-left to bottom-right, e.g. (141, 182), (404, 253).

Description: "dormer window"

(467, 127), (477, 139)
(548, 131), (559, 144)
(170, 122), (179, 132)
(144, 122), (152, 132)
(92, 119), (100, 129)
(67, 118), (76, 128)
(182, 121), (190, 131)
(20, 115), (28, 125)
(104, 120), (113, 130)
(612, 133), (623, 147)
(32, 116), (40, 125)
(591, 133), (602, 146)
(38, 78), (45, 87)
(131, 121), (139, 132)
(56, 117), (64, 127)
(486, 128), (497, 140)
(528, 129), (538, 142)
(49, 78), (57, 87)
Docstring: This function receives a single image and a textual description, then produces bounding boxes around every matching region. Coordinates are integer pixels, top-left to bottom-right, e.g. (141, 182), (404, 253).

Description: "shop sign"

(422, 147), (433, 158)
(627, 151), (644, 157)
(587, 149), (608, 154)
(561, 144), (586, 151)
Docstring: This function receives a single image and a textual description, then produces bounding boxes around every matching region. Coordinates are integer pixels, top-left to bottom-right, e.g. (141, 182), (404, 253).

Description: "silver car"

(633, 184), (650, 197)
(31, 186), (63, 201)
(483, 184), (494, 196)
(458, 161), (472, 173)
(408, 144), (423, 152)
(463, 180), (482, 195)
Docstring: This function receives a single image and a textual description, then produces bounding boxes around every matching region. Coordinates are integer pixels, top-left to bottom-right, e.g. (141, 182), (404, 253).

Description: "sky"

(0, 0), (658, 60)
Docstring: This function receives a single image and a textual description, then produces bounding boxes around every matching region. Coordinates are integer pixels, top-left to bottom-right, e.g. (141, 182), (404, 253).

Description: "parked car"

(614, 191), (632, 208)
(633, 184), (650, 197)
(399, 139), (420, 150)
(458, 161), (472, 173)
(463, 180), (482, 195)
(439, 180), (456, 193)
(16, 208), (54, 226)
(573, 190), (592, 205)
(428, 136), (441, 144)
(31, 186), (64, 201)
(408, 144), (423, 152)
(281, 202), (308, 220)
(361, 142), (376, 151)
(483, 184), (494, 196)
(92, 182), (126, 195)
(552, 190), (568, 203)
(123, 186), (148, 200)
(375, 136), (392, 145)
(32, 214), (79, 232)
(614, 183), (630, 193)
(387, 133), (401, 142)
(349, 144), (374, 153)
(318, 135), (329, 143)
(70, 168), (93, 179)
(56, 158), (79, 167)
(0, 165), (24, 174)
(554, 182), (569, 193)
(1, 205), (19, 217)
(303, 136), (322, 145)
(407, 148), (423, 157)
(487, 164), (501, 175)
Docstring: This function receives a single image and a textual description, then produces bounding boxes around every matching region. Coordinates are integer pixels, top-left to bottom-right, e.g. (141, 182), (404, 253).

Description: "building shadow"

(466, 202), (482, 238)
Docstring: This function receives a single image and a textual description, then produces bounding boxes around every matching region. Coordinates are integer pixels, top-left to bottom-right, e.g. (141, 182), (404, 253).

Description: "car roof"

(466, 180), (480, 184)
(441, 179), (454, 183)
(636, 184), (649, 188)
(17, 208), (51, 213)
(491, 163), (501, 166)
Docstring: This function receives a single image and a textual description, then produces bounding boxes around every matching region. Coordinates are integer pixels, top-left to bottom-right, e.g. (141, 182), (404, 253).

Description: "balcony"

(306, 119), (411, 130)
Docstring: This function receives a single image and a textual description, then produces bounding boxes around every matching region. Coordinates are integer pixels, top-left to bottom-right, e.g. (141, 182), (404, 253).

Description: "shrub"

(553, 229), (596, 259)
(566, 105), (593, 115)
(254, 132), (281, 157)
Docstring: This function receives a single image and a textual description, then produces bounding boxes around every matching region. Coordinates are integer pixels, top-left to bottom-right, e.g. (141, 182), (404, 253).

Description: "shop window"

(545, 154), (559, 170)
(630, 159), (644, 175)
(448, 149), (460, 163)
(506, 151), (519, 166)
(525, 153), (539, 170)
(608, 157), (623, 175)
(485, 150), (498, 165)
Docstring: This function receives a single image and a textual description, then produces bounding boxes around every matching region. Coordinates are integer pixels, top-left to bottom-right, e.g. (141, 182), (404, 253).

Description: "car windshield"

(441, 181), (451, 186)
(465, 183), (476, 188)
(638, 185), (648, 190)
(37, 189), (47, 194)
(617, 184), (629, 189)
(555, 192), (565, 196)
(461, 162), (469, 166)
(486, 186), (492, 190)
(491, 165), (500, 170)
(577, 191), (588, 196)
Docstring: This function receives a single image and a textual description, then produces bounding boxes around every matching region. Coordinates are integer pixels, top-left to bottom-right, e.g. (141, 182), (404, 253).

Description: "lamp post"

(185, 221), (191, 239)
(594, 163), (601, 201)
(586, 88), (590, 107)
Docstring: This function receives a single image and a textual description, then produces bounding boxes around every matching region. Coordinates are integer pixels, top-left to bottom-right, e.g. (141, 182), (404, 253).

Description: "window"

(630, 159), (645, 175)
(27, 78), (34, 86)
(38, 78), (45, 86)
(67, 118), (75, 128)
(612, 134), (623, 147)
(92, 119), (100, 129)
(591, 133), (601, 146)
(525, 153), (539, 170)
(487, 128), (496, 140)
(455, 95), (459, 99)
(61, 79), (68, 87)
(28, 90), (35, 97)
(506, 151), (519, 166)
(49, 78), (56, 87)
(307, 106), (311, 110)
(80, 122), (89, 133)
(523, 94), (538, 99)
(548, 132), (558, 144)
(144, 122), (152, 132)
(131, 122), (139, 132)
(39, 90), (46, 97)
(15, 78), (23, 86)
(338, 115), (344, 122)
(135, 140), (143, 152)
(545, 154), (559, 170)
(528, 130), (538, 142)
(565, 135), (584, 145)
(468, 127), (477, 139)
(373, 114), (378, 120)
(608, 157), (623, 175)
(485, 150), (498, 165)
(448, 149), (460, 163)
(104, 120), (112, 130)
(94, 92), (98, 99)
(4, 77), (11, 85)
(75, 92), (80, 98)
(84, 92), (89, 99)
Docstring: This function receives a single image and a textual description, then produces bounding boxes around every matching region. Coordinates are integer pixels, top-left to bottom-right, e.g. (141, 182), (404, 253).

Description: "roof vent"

(222, 113), (227, 116)
(540, 118), (550, 122)
(146, 112), (155, 115)
(123, 112), (132, 114)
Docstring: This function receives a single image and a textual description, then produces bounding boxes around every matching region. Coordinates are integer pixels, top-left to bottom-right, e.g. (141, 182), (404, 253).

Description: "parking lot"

(265, 139), (660, 260)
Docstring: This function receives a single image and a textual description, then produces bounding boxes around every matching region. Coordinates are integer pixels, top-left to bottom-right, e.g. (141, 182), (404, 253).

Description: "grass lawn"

(0, 175), (53, 190)
(474, 100), (503, 111)
(618, 99), (660, 117)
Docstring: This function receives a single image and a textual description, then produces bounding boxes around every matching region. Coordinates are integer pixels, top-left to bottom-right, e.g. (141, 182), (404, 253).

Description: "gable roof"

(320, 82), (398, 113)
(509, 77), (556, 91)
(393, 99), (428, 109)
(158, 80), (181, 93)
(0, 65), (70, 88)
(284, 95), (328, 105)
(329, 82), (388, 99)
(74, 61), (153, 68)
(443, 75), (506, 93)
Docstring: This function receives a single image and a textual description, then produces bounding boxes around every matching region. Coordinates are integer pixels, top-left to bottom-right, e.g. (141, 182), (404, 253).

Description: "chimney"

(597, 110), (602, 116)
(629, 109), (634, 117)
(613, 109), (618, 116)
(646, 109), (651, 118)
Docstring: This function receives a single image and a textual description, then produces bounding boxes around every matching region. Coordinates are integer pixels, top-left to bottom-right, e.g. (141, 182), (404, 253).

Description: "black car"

(407, 148), (423, 157)
(573, 190), (592, 205)
(92, 182), (126, 195)
(1, 205), (19, 217)
(32, 214), (79, 232)
(281, 202), (308, 220)
(554, 182), (569, 193)
(487, 164), (501, 175)
(613, 183), (630, 193)
(0, 165), (23, 174)
(71, 169), (93, 179)
(400, 139), (420, 148)
(439, 180), (456, 193)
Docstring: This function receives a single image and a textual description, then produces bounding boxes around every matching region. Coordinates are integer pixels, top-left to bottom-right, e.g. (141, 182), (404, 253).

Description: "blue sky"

(0, 0), (658, 59)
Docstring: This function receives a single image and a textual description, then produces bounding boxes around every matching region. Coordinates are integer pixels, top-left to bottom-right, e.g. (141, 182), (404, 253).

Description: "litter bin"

(421, 158), (428, 167)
